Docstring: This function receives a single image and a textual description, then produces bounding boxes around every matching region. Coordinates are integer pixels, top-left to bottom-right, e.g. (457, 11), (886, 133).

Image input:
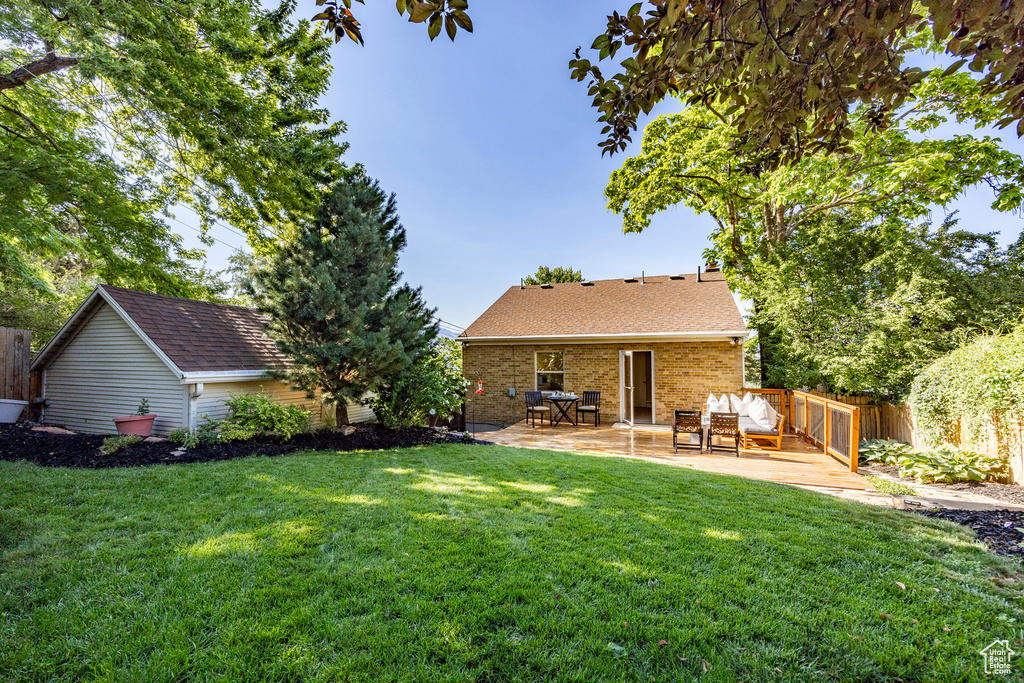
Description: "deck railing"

(788, 389), (859, 472)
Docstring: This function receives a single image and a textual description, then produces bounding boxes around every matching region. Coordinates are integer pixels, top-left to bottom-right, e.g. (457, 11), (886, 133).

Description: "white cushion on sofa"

(748, 397), (773, 429)
(706, 394), (731, 414)
(730, 392), (754, 416)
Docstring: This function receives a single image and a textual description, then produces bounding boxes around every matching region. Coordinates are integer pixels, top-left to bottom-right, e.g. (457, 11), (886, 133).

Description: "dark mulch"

(0, 422), (491, 469)
(862, 463), (1024, 506)
(911, 508), (1024, 558)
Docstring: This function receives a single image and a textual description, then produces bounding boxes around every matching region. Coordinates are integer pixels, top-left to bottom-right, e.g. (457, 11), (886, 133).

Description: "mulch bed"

(911, 508), (1024, 558)
(0, 422), (490, 469)
(862, 463), (1024, 506)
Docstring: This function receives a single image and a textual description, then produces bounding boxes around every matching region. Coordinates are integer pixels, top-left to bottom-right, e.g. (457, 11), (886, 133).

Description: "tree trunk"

(335, 402), (349, 427)
(752, 298), (782, 388)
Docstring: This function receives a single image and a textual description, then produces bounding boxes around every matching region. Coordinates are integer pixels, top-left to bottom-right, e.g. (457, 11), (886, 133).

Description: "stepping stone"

(170, 449), (186, 457)
(31, 426), (75, 435)
(143, 437), (167, 443)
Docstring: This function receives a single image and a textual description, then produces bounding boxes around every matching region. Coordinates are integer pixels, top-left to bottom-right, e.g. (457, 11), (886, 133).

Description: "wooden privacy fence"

(1, 326), (33, 420)
(807, 391), (917, 444)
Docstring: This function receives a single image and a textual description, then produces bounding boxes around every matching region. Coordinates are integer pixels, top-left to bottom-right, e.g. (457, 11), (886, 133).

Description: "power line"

(167, 215), (248, 253)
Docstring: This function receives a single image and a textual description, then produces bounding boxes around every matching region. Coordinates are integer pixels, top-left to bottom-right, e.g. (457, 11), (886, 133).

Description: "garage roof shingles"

(460, 272), (745, 339)
(101, 285), (287, 373)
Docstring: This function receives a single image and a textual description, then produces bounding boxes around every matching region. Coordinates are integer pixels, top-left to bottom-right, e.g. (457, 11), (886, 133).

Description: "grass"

(866, 475), (919, 497)
(1, 444), (1021, 681)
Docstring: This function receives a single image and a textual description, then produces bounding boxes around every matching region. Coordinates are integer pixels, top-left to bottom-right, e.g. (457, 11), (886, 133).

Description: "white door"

(620, 351), (634, 426)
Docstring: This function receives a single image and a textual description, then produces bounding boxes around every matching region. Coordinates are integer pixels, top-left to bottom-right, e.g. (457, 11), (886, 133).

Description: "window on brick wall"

(536, 352), (564, 393)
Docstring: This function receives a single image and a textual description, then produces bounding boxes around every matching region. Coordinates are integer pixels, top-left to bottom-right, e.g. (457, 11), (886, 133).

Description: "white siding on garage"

(44, 303), (186, 436)
(191, 381), (374, 428)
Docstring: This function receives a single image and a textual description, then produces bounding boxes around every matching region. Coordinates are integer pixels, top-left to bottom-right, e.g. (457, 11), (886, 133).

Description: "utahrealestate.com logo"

(980, 639), (1016, 675)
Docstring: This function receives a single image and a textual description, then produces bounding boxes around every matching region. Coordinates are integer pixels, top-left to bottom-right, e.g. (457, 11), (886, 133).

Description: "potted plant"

(113, 399), (157, 437)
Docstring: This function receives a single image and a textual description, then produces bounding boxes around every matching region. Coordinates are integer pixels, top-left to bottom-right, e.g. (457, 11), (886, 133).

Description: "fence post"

(850, 405), (860, 472)
(824, 401), (832, 454)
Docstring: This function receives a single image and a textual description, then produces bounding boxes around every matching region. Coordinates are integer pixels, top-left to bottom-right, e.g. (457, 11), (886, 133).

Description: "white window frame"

(534, 351), (564, 394)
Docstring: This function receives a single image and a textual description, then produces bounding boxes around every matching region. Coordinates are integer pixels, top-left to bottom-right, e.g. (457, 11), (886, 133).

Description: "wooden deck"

(485, 421), (870, 491)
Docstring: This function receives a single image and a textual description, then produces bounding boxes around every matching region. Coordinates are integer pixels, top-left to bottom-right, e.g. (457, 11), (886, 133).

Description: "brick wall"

(462, 341), (743, 426)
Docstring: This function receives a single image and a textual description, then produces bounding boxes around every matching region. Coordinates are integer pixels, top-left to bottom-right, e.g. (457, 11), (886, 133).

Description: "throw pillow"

(748, 397), (773, 429)
(707, 394), (730, 414)
(730, 393), (754, 416)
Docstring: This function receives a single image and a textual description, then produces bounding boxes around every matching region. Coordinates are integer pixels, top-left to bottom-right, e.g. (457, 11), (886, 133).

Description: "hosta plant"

(859, 439), (912, 466)
(896, 444), (1008, 484)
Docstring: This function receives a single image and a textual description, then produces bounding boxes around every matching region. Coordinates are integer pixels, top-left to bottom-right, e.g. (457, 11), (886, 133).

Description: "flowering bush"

(371, 338), (468, 428)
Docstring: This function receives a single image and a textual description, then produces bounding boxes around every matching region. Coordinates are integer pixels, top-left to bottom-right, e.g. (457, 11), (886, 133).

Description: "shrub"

(220, 393), (310, 441)
(909, 324), (1024, 456)
(371, 338), (468, 429)
(859, 439), (912, 466)
(136, 398), (151, 416)
(895, 444), (1008, 483)
(100, 435), (142, 455)
(168, 417), (221, 448)
(865, 476), (917, 496)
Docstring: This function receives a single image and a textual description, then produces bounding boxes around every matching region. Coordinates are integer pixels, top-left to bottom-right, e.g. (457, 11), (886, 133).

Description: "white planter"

(0, 399), (28, 423)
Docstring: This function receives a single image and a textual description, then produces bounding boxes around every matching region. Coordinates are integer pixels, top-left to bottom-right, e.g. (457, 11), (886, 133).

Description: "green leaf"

(427, 12), (442, 39)
(452, 10), (472, 32)
(409, 3), (433, 22)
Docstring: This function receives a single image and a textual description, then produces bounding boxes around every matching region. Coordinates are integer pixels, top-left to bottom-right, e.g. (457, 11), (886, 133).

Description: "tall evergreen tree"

(246, 172), (438, 426)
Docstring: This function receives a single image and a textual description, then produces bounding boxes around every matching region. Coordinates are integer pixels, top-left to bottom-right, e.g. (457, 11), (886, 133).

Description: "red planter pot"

(113, 414), (157, 437)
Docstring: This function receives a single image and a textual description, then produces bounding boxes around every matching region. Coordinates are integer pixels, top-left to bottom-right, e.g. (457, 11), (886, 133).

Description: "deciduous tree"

(570, 1), (1024, 163)
(605, 71), (1024, 393)
(1, 0), (346, 332)
(523, 266), (584, 285)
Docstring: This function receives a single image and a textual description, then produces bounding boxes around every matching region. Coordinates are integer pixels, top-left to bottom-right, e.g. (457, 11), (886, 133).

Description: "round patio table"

(544, 395), (579, 426)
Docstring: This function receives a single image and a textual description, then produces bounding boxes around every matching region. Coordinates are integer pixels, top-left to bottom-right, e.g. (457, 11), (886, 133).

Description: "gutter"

(460, 330), (750, 345)
(178, 370), (272, 385)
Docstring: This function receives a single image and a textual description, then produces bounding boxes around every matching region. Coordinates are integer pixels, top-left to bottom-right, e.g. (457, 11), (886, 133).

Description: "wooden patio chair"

(740, 413), (787, 451)
(576, 391), (601, 425)
(708, 412), (740, 457)
(672, 409), (703, 453)
(524, 391), (550, 427)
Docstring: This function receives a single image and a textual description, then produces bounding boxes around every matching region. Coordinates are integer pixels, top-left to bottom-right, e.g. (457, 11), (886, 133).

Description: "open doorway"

(632, 351), (653, 423)
(620, 350), (654, 424)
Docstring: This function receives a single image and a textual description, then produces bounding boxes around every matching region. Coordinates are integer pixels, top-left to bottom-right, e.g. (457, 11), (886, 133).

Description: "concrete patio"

(484, 421), (1024, 510)
(486, 420), (870, 490)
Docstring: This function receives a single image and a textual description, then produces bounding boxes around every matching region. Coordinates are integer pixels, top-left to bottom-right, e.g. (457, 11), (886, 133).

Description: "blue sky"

(179, 1), (1024, 330)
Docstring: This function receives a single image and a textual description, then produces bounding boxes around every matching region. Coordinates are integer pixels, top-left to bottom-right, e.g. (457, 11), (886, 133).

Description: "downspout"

(188, 383), (204, 429)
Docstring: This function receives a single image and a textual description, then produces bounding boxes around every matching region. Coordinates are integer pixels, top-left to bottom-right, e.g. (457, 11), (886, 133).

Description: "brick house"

(459, 270), (748, 427)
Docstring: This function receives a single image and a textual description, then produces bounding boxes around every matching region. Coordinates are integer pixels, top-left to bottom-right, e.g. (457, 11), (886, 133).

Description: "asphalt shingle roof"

(460, 272), (746, 339)
(101, 285), (287, 373)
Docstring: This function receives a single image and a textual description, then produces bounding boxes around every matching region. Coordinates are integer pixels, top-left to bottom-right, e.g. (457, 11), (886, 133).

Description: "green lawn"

(1, 445), (1021, 681)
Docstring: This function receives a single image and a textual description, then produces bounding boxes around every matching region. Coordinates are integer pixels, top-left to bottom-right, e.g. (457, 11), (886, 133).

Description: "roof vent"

(624, 277), (638, 283)
(669, 274), (685, 280)
(580, 281), (594, 286)
(540, 284), (554, 289)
